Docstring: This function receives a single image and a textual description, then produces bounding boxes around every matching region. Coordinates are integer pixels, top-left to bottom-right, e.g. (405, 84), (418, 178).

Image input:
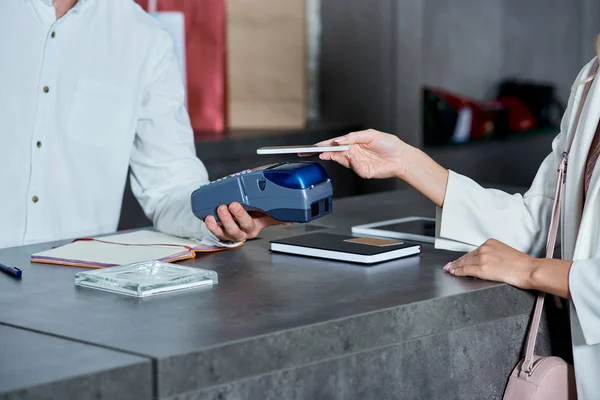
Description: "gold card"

(344, 237), (403, 247)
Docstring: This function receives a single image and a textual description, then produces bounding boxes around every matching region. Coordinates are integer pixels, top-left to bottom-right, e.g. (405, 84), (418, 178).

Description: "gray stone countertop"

(0, 187), (536, 398)
(0, 325), (152, 400)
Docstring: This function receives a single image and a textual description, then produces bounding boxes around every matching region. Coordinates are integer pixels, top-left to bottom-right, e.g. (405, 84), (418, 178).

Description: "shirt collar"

(35, 0), (92, 13)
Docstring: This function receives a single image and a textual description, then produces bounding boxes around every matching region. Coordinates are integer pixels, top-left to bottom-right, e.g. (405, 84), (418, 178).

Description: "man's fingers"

(228, 203), (255, 233)
(205, 216), (233, 241)
(218, 206), (246, 241)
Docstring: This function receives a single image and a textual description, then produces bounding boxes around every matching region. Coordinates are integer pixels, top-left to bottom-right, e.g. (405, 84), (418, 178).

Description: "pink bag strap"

(522, 58), (599, 374)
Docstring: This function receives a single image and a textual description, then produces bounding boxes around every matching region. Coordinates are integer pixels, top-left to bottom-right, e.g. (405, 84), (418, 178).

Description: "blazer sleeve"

(570, 258), (600, 345)
(434, 60), (591, 256)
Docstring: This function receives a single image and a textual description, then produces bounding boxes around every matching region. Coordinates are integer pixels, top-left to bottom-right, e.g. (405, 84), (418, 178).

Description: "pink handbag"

(502, 58), (599, 400)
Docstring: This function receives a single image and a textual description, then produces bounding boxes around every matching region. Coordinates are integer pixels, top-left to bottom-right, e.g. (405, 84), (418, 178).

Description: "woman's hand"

(205, 202), (287, 242)
(444, 239), (535, 289)
(444, 238), (574, 299)
(307, 129), (409, 179)
(308, 128), (449, 207)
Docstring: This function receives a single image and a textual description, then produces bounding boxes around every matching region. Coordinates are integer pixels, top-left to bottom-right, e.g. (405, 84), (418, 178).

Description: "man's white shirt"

(0, 0), (218, 249)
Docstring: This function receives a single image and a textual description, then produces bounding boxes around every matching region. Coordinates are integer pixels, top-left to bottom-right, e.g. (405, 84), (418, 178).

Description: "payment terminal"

(191, 162), (333, 223)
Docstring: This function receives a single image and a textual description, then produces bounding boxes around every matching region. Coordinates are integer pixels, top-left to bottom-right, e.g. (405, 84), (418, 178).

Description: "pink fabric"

(136, 0), (226, 134)
(584, 122), (600, 198)
(504, 357), (577, 399)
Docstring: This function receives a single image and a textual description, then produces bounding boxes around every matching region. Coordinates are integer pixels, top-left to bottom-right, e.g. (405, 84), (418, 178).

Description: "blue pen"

(0, 262), (22, 279)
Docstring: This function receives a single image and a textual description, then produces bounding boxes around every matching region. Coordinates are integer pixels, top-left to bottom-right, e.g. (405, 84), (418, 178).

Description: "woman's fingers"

(299, 130), (376, 157)
(444, 247), (482, 275)
(335, 129), (376, 145)
(319, 151), (352, 169)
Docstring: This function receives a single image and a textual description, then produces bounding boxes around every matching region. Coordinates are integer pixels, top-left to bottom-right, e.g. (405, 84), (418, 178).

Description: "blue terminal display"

(263, 162), (330, 189)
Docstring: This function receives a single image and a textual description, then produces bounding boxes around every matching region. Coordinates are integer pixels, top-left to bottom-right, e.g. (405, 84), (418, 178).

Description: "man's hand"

(204, 202), (286, 242)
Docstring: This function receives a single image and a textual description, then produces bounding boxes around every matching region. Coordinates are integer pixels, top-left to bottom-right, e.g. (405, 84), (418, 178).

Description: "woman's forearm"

(397, 146), (449, 208)
(397, 145), (573, 299)
(525, 258), (573, 299)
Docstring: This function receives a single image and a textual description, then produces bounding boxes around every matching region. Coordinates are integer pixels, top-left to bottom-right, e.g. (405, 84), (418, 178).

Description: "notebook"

(31, 230), (242, 268)
(269, 232), (421, 264)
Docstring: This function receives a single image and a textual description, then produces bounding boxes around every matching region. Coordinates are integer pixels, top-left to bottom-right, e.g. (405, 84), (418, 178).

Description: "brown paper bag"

(226, 0), (307, 132)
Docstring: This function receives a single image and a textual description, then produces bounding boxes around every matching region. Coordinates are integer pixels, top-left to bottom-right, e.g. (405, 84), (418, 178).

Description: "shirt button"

(36, 141), (42, 148)
(43, 86), (50, 93)
(51, 31), (56, 38)
(32, 196), (39, 203)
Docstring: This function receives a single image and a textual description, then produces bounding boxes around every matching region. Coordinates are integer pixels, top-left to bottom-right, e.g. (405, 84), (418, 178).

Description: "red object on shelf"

(494, 97), (537, 132)
(425, 87), (490, 140)
(136, 0), (226, 135)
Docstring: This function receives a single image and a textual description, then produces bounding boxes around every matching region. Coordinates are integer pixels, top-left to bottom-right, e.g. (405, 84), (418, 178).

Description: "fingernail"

(219, 206), (227, 214)
(319, 153), (325, 160)
(334, 137), (347, 143)
(443, 262), (451, 271)
(330, 155), (336, 162)
(230, 204), (240, 212)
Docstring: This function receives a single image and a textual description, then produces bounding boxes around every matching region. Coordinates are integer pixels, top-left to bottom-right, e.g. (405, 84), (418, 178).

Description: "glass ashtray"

(74, 260), (218, 297)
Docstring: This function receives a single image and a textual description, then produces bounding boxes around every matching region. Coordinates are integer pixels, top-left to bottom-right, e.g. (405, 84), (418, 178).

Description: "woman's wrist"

(517, 257), (539, 290)
(394, 145), (449, 208)
(394, 143), (413, 181)
(518, 257), (573, 298)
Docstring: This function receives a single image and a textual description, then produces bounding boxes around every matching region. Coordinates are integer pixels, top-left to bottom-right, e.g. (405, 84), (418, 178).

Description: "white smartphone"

(256, 145), (350, 155)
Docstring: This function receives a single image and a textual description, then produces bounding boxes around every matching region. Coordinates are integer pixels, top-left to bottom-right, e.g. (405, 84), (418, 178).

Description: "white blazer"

(435, 57), (600, 399)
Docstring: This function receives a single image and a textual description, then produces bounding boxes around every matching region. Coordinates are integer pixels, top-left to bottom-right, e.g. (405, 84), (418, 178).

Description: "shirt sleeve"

(128, 29), (233, 246)
(434, 60), (591, 256)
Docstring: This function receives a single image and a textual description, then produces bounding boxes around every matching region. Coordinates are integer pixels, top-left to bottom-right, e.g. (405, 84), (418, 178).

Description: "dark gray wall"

(582, 0), (600, 64)
(320, 0), (600, 148)
(320, 0), (397, 135)
(502, 0), (581, 104)
(422, 0), (504, 102)
(320, 0), (424, 148)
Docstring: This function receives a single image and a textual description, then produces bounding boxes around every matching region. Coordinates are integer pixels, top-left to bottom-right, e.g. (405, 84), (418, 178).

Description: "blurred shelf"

(423, 126), (558, 150)
(194, 121), (363, 161)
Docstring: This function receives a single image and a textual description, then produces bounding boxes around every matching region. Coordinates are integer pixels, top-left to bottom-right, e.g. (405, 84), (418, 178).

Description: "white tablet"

(351, 216), (436, 244)
(256, 145), (350, 155)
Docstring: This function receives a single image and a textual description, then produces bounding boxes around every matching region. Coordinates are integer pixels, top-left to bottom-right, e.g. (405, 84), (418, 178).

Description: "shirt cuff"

(433, 170), (479, 253)
(190, 222), (244, 248)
